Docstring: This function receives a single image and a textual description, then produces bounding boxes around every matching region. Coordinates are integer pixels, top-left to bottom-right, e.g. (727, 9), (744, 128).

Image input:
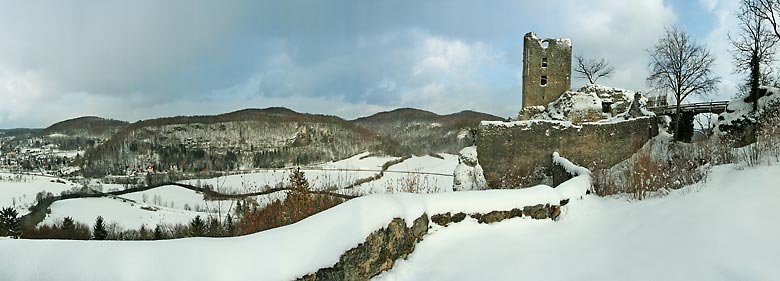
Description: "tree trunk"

(674, 98), (682, 142)
(751, 49), (760, 112)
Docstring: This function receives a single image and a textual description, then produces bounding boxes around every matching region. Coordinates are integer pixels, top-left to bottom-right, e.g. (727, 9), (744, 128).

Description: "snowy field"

(42, 185), (232, 229)
(348, 154), (459, 194)
(31, 152), (458, 229)
(181, 152), (457, 195)
(1, 159), (778, 280)
(375, 163), (780, 281)
(0, 172), (80, 214)
(41, 197), (205, 230)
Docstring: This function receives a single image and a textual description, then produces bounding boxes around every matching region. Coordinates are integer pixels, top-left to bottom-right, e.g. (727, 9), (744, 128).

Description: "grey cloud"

(0, 0), (703, 128)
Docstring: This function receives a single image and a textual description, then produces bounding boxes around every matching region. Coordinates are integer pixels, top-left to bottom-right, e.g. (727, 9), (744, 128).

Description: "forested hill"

(352, 108), (506, 155)
(42, 116), (129, 138)
(77, 107), (502, 176)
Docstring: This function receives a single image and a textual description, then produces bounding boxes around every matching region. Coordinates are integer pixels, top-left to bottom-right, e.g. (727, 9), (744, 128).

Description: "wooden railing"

(649, 101), (729, 115)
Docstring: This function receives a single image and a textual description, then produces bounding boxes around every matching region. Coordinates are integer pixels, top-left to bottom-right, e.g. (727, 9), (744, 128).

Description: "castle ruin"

(522, 32), (572, 109)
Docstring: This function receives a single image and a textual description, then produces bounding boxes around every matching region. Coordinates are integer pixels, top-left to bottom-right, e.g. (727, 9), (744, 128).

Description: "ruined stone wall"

(299, 204), (561, 280)
(477, 117), (658, 188)
(522, 32), (572, 109)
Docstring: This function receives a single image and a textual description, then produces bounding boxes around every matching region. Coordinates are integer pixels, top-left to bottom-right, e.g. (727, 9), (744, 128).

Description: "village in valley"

(1, 1), (780, 280)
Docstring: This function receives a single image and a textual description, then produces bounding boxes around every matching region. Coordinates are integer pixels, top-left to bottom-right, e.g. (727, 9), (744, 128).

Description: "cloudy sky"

(0, 0), (745, 128)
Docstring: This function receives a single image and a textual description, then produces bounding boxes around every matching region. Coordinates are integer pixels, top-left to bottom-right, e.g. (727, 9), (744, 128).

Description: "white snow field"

(29, 152), (457, 230)
(181, 152), (457, 195)
(41, 185), (228, 229)
(375, 163), (780, 281)
(40, 197), (204, 229)
(351, 154), (459, 194)
(0, 172), (80, 214)
(0, 183), (583, 281)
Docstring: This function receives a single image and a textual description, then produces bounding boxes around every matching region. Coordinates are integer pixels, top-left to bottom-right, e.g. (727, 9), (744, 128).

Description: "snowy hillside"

(37, 152), (459, 230)
(0, 173), (80, 214)
(3, 156), (779, 280)
(375, 163), (780, 281)
(41, 185), (231, 230)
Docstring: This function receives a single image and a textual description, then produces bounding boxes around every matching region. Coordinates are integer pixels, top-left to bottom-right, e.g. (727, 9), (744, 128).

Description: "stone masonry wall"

(298, 204), (561, 280)
(477, 117), (658, 188)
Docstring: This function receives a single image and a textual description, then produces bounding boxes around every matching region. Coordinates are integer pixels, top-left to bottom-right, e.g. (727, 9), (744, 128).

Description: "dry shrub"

(627, 151), (664, 200)
(593, 143), (707, 199)
(384, 172), (440, 193)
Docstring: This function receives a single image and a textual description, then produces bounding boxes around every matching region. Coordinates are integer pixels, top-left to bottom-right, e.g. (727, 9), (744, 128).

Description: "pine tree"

(153, 224), (164, 240)
(206, 217), (222, 237)
(189, 215), (205, 237)
(285, 167), (312, 224)
(225, 214), (235, 236)
(93, 216), (108, 240)
(61, 216), (76, 239)
(139, 224), (149, 240)
(0, 207), (22, 238)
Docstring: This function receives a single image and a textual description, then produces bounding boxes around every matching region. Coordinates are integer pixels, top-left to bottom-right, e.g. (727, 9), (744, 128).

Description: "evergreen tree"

(225, 214), (235, 236)
(285, 167), (312, 224)
(61, 216), (76, 239)
(0, 207), (22, 238)
(153, 224), (164, 240)
(93, 216), (108, 240)
(139, 224), (149, 240)
(206, 217), (222, 237)
(189, 215), (205, 237)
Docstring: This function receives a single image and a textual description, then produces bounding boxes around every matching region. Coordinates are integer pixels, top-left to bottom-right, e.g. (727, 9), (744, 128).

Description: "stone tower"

(522, 32), (572, 109)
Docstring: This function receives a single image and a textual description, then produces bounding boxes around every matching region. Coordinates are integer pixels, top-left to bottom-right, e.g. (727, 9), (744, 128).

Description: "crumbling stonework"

(477, 117), (658, 188)
(522, 32), (572, 110)
(299, 214), (429, 281)
(300, 204), (563, 280)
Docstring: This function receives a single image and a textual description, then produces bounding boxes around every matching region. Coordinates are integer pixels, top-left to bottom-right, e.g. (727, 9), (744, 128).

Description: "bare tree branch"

(573, 54), (615, 84)
(731, 0), (780, 111)
(647, 26), (721, 141)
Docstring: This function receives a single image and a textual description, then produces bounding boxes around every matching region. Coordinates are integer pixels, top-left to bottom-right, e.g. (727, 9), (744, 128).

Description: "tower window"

(540, 75), (548, 86)
(541, 58), (548, 68)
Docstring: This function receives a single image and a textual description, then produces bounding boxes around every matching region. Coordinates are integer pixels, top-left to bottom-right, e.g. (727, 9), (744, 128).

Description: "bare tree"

(747, 0), (780, 38)
(731, 0), (779, 111)
(647, 26), (721, 141)
(574, 54), (615, 84)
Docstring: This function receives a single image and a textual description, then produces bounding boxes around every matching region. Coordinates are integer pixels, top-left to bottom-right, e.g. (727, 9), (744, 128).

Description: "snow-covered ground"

(0, 173), (80, 214)
(2, 154), (778, 280)
(41, 197), (206, 230)
(375, 163), (780, 281)
(0, 180), (581, 281)
(32, 152), (458, 229)
(41, 184), (233, 229)
(351, 154), (458, 194)
(182, 152), (457, 195)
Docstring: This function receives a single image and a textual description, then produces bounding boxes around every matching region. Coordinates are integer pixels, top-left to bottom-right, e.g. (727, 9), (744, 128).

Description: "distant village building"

(522, 32), (572, 110)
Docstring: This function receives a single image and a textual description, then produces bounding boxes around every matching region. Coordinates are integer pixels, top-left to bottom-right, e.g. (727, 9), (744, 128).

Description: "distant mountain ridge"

(42, 116), (129, 138)
(33, 107), (503, 176)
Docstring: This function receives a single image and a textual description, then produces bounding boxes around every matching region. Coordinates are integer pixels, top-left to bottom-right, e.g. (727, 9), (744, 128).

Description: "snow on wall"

(552, 152), (593, 199)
